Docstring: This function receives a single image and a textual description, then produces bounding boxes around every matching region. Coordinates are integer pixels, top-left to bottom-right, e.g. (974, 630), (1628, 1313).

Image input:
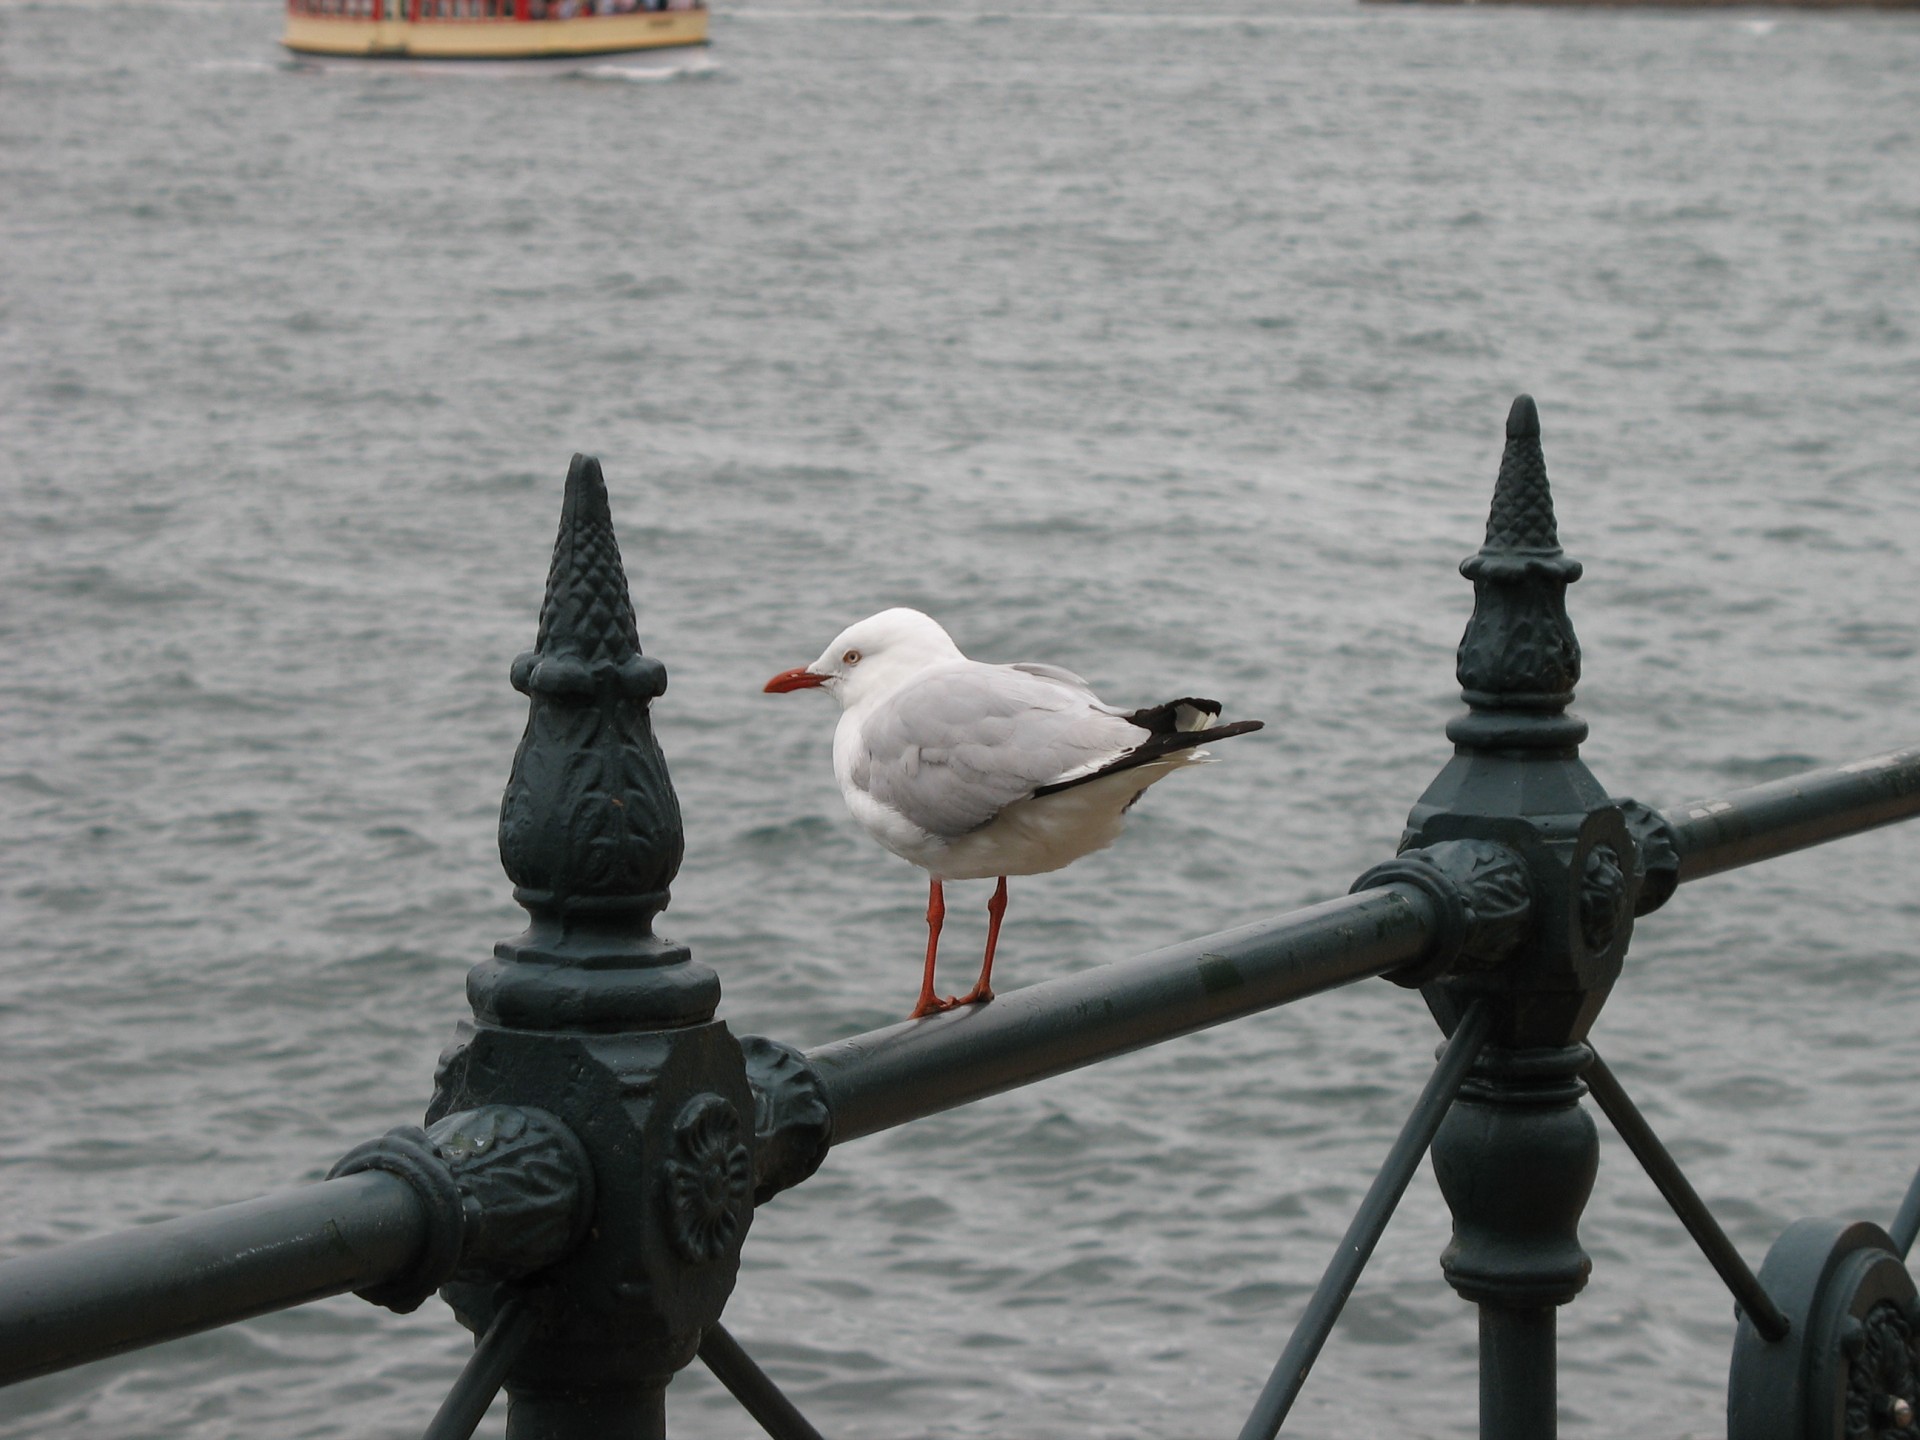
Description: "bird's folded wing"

(857, 664), (1139, 838)
(1006, 661), (1094, 688)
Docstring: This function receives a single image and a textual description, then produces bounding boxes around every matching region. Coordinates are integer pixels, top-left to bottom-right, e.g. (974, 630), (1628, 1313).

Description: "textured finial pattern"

(499, 455), (684, 924)
(1454, 396), (1585, 718)
(1483, 397), (1561, 553)
(533, 456), (642, 667)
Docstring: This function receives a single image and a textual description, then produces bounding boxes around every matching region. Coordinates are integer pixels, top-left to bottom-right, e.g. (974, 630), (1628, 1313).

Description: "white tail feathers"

(1173, 701), (1220, 732)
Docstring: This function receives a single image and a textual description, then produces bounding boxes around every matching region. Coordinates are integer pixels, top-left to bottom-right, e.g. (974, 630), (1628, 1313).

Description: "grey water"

(3, 0), (1919, 1434)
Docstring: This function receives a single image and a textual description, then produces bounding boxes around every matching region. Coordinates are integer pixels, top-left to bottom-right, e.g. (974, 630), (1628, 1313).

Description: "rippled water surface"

(3, 0), (1919, 1434)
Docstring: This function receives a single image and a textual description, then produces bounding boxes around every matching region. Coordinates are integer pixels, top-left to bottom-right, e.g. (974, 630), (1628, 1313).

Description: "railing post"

(425, 455), (755, 1438)
(1434, 1043), (1597, 1440)
(1368, 397), (1671, 1438)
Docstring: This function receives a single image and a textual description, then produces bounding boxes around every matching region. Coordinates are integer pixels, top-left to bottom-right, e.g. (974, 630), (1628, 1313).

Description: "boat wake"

(194, 56), (285, 72)
(573, 54), (718, 80)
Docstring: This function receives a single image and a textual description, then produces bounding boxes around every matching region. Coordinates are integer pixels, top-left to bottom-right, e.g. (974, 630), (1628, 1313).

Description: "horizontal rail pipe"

(1664, 746), (1920, 885)
(4, 748), (1913, 1394)
(807, 746), (1920, 1148)
(0, 1171), (427, 1388)
(806, 885), (1439, 1144)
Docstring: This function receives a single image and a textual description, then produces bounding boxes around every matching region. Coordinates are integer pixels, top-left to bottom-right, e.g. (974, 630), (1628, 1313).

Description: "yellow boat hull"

(282, 9), (706, 60)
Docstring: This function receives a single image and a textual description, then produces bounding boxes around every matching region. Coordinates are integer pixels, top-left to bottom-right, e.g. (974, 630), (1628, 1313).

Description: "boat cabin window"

(285, 0), (705, 19)
(524, 0), (703, 14)
(287, 0), (382, 17)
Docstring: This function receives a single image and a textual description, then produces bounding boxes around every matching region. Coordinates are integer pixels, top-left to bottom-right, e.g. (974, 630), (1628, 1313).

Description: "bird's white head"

(763, 607), (965, 710)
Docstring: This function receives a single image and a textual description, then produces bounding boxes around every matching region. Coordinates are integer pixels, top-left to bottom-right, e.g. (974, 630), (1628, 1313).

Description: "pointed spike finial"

(1482, 394), (1563, 556)
(478, 455), (713, 1031)
(531, 455), (641, 667)
(1449, 396), (1587, 747)
(511, 455), (666, 705)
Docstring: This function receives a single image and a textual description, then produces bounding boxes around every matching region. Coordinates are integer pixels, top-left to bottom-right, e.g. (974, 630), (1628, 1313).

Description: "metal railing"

(3, 398), (1917, 1440)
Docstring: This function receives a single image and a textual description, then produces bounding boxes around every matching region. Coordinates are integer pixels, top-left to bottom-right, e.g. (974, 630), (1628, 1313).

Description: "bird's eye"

(842, 649), (862, 665)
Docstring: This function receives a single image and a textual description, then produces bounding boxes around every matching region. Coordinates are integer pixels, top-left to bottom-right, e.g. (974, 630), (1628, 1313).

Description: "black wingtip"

(1031, 713), (1264, 799)
(1126, 696), (1226, 733)
(1122, 699), (1265, 741)
(1207, 719), (1265, 741)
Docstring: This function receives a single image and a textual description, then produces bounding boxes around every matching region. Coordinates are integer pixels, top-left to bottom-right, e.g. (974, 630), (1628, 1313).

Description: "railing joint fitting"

(327, 1105), (594, 1315)
(741, 1036), (834, 1204)
(328, 1125), (469, 1314)
(1352, 839), (1533, 988)
(1616, 797), (1681, 917)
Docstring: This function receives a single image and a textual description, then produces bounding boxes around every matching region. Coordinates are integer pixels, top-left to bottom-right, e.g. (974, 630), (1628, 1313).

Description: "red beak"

(764, 667), (828, 693)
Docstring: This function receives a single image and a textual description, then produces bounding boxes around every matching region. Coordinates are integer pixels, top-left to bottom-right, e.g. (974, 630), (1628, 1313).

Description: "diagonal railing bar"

(1235, 1000), (1493, 1440)
(698, 1322), (829, 1440)
(805, 886), (1439, 1145)
(0, 1171), (428, 1388)
(1583, 1051), (1790, 1343)
(1664, 746), (1920, 886)
(1890, 1163), (1920, 1261)
(421, 1295), (537, 1440)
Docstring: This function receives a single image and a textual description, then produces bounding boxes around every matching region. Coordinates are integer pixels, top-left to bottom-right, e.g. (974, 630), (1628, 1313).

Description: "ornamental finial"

(510, 455), (667, 706)
(1482, 396), (1562, 554)
(530, 455), (641, 668)
(479, 455), (715, 1030)
(1449, 397), (1586, 746)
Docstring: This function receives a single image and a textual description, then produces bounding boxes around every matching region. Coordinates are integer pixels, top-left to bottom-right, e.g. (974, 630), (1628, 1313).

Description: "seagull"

(764, 608), (1263, 1019)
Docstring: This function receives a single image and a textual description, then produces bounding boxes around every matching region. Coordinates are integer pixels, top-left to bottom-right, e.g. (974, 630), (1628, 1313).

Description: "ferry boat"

(282, 0), (706, 64)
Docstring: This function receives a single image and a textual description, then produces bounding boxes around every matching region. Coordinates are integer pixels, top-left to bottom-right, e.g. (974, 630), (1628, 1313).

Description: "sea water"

(2, 0), (1918, 1434)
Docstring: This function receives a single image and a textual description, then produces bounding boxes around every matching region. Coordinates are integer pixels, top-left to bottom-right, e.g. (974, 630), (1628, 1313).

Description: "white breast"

(840, 748), (1207, 882)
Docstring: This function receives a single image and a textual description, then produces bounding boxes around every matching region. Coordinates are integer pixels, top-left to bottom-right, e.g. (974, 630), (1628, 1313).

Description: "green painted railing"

(3, 404), (1916, 1440)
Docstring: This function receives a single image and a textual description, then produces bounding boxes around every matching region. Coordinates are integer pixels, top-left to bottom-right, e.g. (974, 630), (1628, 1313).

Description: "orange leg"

(956, 876), (1007, 1007)
(908, 878), (957, 1019)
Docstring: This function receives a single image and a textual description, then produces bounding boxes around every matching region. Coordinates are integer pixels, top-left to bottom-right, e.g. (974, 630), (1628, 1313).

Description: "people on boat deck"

(530, 0), (696, 14)
(292, 0), (700, 14)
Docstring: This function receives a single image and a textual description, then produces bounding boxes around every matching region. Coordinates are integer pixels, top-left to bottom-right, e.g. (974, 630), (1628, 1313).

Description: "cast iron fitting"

(329, 1126), (467, 1313)
(327, 1106), (593, 1314)
(1616, 798), (1681, 917)
(1352, 839), (1533, 987)
(428, 1106), (595, 1287)
(509, 649), (667, 703)
(739, 1036), (833, 1204)
(1434, 1043), (1599, 1310)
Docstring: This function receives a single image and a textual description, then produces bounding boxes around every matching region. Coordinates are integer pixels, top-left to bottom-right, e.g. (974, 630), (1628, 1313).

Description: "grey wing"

(858, 665), (1140, 837)
(1007, 661), (1095, 689)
